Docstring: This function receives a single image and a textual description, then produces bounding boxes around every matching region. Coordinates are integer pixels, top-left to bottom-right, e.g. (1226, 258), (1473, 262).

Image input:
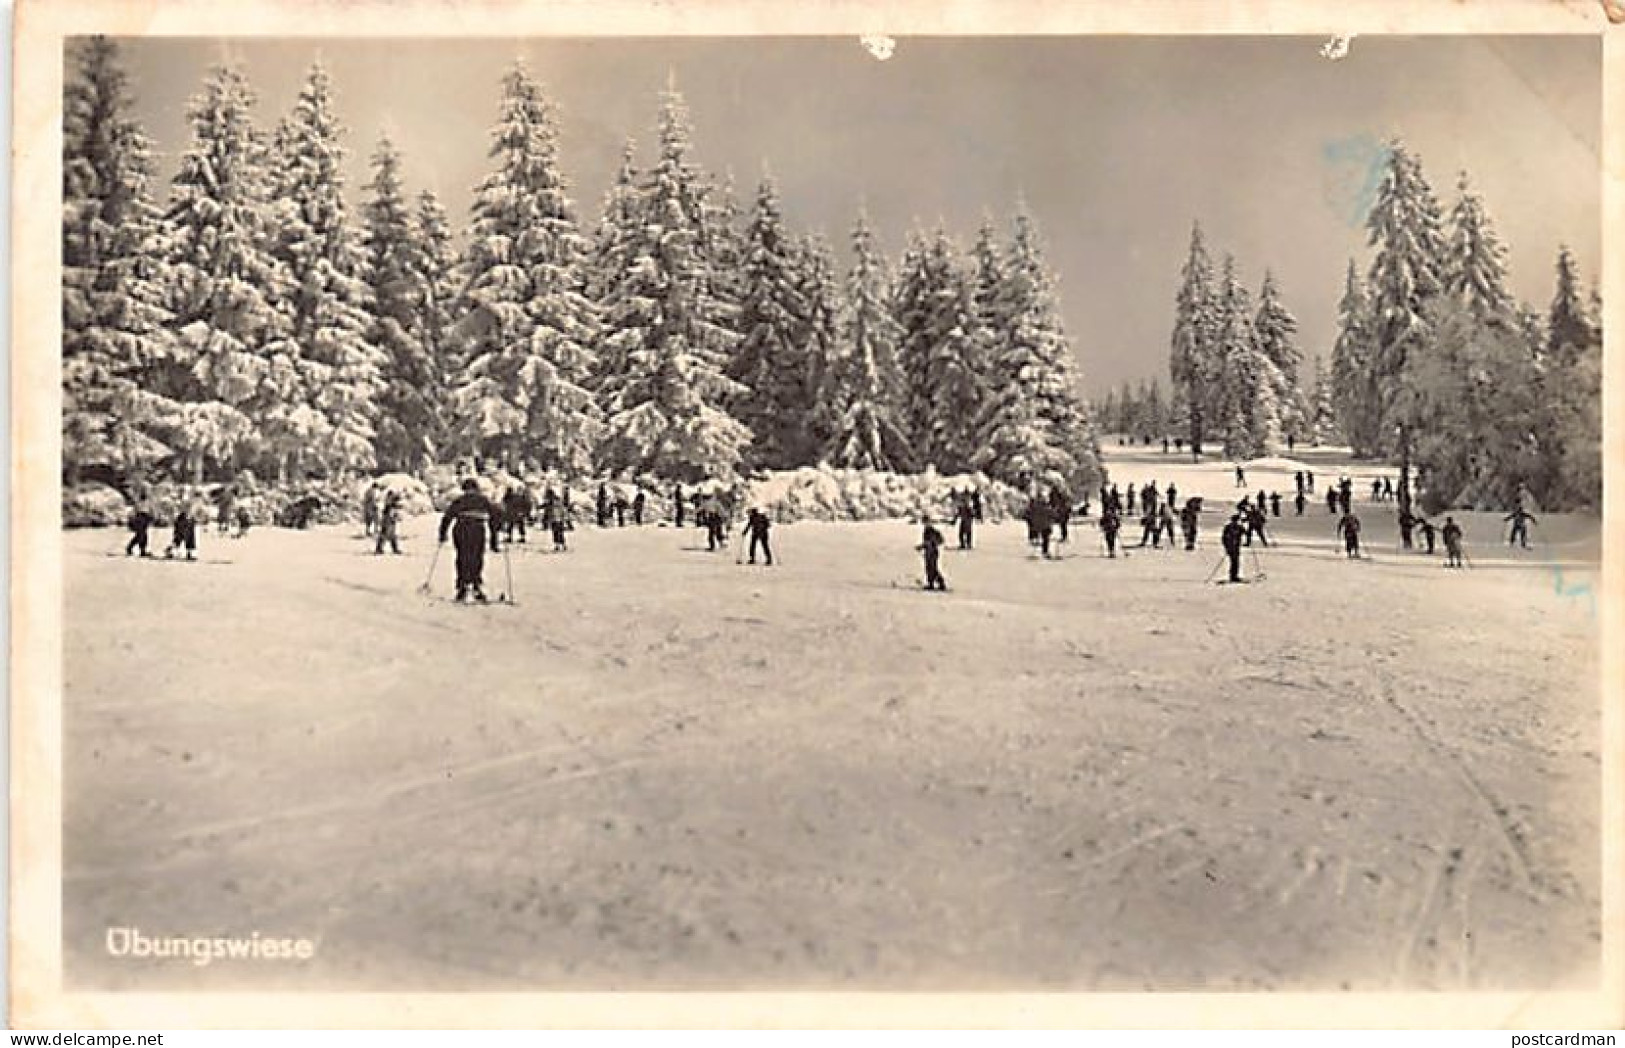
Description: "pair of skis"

(417, 542), (518, 605)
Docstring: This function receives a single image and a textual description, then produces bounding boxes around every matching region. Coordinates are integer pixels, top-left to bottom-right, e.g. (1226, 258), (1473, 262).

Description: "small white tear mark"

(861, 35), (896, 61)
(1320, 35), (1353, 61)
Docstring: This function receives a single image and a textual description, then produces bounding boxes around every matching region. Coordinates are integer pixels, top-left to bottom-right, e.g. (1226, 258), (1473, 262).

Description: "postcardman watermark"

(105, 927), (316, 967)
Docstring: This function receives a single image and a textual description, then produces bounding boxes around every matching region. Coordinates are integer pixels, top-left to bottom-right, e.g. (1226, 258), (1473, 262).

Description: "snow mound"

(62, 483), (129, 528)
(741, 467), (1023, 523)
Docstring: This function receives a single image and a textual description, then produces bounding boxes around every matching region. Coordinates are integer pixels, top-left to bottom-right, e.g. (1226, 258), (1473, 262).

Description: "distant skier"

(1100, 506), (1122, 558)
(1162, 436), (1170, 454)
(1049, 487), (1072, 544)
(1418, 517), (1437, 555)
(970, 488), (984, 523)
(1165, 482), (1177, 508)
(1027, 492), (1056, 558)
(1269, 491), (1282, 517)
(1443, 516), (1465, 568)
(1243, 500), (1270, 547)
(438, 477), (502, 603)
(1234, 464), (1247, 488)
(1383, 476), (1395, 501)
(502, 485), (531, 544)
(1125, 483), (1138, 516)
(1370, 478), (1383, 502)
(1337, 508), (1363, 559)
(214, 485), (236, 536)
(614, 492), (629, 527)
(126, 504), (154, 557)
(742, 507), (773, 566)
(633, 490), (646, 526)
(1305, 470), (1315, 493)
(234, 506), (252, 539)
(672, 484), (685, 528)
(596, 484), (611, 527)
(544, 495), (569, 552)
(1138, 508), (1159, 549)
(1179, 498), (1201, 551)
(1293, 489), (1306, 516)
(1504, 506), (1537, 549)
(1338, 476), (1354, 514)
(362, 482), (380, 537)
(955, 492), (976, 550)
(375, 490), (403, 555)
(700, 492), (726, 552)
(1142, 481), (1159, 514)
(1398, 509), (1416, 551)
(1158, 502), (1176, 549)
(1294, 470), (1306, 496)
(1326, 485), (1339, 516)
(1255, 490), (1267, 514)
(1220, 513), (1245, 583)
(918, 515), (948, 591)
(166, 499), (198, 561)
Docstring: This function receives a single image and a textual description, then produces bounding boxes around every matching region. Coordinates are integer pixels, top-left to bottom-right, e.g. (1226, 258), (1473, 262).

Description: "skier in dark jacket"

(166, 499), (200, 560)
(672, 484), (685, 527)
(1294, 489), (1307, 516)
(502, 486), (531, 544)
(743, 507), (773, 566)
(1337, 509), (1363, 559)
(438, 478), (502, 602)
(1100, 506), (1122, 558)
(918, 516), (948, 591)
(1124, 483), (1137, 516)
(1221, 514), (1245, 582)
(1398, 509), (1416, 551)
(126, 506), (154, 557)
(543, 495), (569, 552)
(970, 488), (984, 523)
(700, 493), (726, 551)
(1504, 507), (1537, 549)
(1269, 491), (1282, 517)
(1049, 487), (1072, 544)
(1418, 517), (1437, 555)
(1027, 493), (1056, 558)
(632, 490), (646, 526)
(596, 484), (611, 527)
(1179, 498), (1201, 551)
(375, 490), (403, 555)
(1443, 516), (1465, 567)
(954, 492), (976, 550)
(1243, 501), (1270, 547)
(1326, 485), (1339, 515)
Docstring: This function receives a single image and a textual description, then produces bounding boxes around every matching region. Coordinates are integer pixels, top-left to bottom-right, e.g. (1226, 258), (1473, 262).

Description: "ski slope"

(62, 460), (1601, 991)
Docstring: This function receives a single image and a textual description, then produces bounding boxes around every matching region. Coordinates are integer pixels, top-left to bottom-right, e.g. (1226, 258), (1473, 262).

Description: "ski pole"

(501, 543), (515, 602)
(419, 542), (442, 595)
(1204, 555), (1226, 584)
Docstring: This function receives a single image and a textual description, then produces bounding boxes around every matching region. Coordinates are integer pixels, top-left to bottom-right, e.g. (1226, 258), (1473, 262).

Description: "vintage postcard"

(10, 0), (1623, 1029)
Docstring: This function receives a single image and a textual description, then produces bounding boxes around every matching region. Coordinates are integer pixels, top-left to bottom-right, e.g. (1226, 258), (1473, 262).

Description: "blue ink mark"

(1545, 556), (1597, 619)
(1321, 134), (1391, 229)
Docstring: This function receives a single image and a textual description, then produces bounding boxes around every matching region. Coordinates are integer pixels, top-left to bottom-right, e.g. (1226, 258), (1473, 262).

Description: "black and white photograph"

(11, 0), (1620, 1029)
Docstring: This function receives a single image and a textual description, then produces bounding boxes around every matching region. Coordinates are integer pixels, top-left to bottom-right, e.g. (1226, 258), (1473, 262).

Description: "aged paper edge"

(9, 0), (1623, 1029)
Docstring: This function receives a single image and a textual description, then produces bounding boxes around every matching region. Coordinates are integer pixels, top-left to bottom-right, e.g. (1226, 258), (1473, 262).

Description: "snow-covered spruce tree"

(797, 231), (845, 462)
(1445, 172), (1516, 324)
(160, 62), (289, 484)
(728, 176), (813, 469)
(1364, 141), (1446, 475)
(362, 137), (441, 473)
(1330, 260), (1381, 455)
(410, 188), (459, 459)
(450, 63), (600, 474)
(1140, 379), (1166, 440)
(1541, 248), (1602, 508)
(896, 229), (986, 474)
(972, 211), (1101, 493)
(1211, 255), (1278, 459)
(1169, 222), (1219, 456)
(826, 211), (911, 471)
(267, 62), (385, 478)
(1308, 362), (1337, 445)
(597, 85), (751, 482)
(1253, 271), (1306, 443)
(62, 36), (180, 489)
(585, 140), (642, 387)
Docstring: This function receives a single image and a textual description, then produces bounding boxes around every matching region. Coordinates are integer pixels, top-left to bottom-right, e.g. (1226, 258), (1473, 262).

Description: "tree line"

(62, 40), (1104, 499)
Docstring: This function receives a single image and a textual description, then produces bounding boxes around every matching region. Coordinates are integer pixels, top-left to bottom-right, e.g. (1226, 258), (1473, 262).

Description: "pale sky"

(104, 35), (1602, 396)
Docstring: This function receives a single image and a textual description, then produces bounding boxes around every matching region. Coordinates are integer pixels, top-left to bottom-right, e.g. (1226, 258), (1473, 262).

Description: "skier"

(375, 490), (403, 555)
(1383, 476), (1395, 501)
(1254, 490), (1267, 515)
(1443, 516), (1465, 568)
(614, 491), (629, 527)
(214, 485), (236, 536)
(234, 506), (252, 539)
(1243, 500), (1271, 548)
(1397, 509), (1416, 551)
(596, 484), (611, 527)
(1293, 489), (1307, 517)
(672, 484), (685, 528)
(1049, 487), (1072, 544)
(700, 492), (727, 552)
(1418, 516), (1438, 555)
(1099, 505), (1122, 558)
(1138, 508), (1159, 549)
(1162, 436), (1170, 454)
(438, 477), (502, 603)
(1269, 491), (1282, 518)
(1027, 492), (1056, 558)
(1294, 470), (1305, 496)
(955, 491), (976, 550)
(1337, 507), (1363, 559)
(1125, 483), (1138, 516)
(1234, 464), (1247, 488)
(502, 485), (531, 544)
(1220, 513), (1245, 583)
(1165, 482), (1177, 508)
(544, 495), (569, 552)
(970, 488), (984, 523)
(362, 482), (380, 537)
(1142, 481), (1159, 514)
(633, 490), (646, 526)
(561, 488), (575, 531)
(918, 515), (948, 591)
(1326, 485), (1338, 516)
(1305, 469), (1315, 493)
(1179, 498), (1201, 551)
(165, 497), (199, 561)
(1339, 476), (1354, 514)
(1504, 506), (1537, 549)
(1158, 501), (1177, 549)
(126, 504), (154, 557)
(742, 507), (774, 566)
(1371, 478), (1383, 502)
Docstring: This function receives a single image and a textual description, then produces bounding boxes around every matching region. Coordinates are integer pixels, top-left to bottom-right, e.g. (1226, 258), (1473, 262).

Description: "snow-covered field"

(63, 451), (1601, 990)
